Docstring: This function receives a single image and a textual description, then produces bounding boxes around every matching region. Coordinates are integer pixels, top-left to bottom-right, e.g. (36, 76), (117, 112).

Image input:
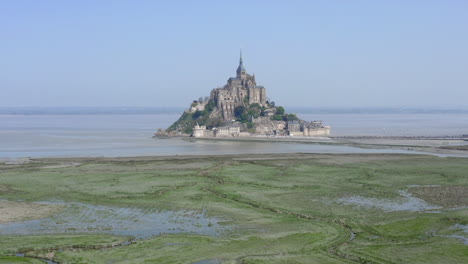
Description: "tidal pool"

(336, 190), (442, 212)
(446, 224), (468, 245)
(0, 202), (227, 239)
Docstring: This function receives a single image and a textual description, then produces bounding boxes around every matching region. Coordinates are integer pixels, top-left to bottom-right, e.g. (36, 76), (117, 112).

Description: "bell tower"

(236, 50), (246, 80)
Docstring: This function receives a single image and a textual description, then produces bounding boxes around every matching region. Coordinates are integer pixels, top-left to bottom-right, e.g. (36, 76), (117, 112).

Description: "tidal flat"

(0, 153), (467, 263)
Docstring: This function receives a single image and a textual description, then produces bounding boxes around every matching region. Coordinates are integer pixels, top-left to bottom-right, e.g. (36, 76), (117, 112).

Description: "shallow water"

(441, 234), (468, 245)
(0, 202), (226, 239)
(15, 253), (57, 264)
(1, 114), (467, 159)
(336, 190), (442, 212)
(436, 224), (468, 245)
(300, 113), (468, 136)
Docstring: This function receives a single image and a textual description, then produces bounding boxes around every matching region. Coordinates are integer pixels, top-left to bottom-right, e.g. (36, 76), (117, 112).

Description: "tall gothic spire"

(240, 49), (243, 64)
(237, 49), (246, 76)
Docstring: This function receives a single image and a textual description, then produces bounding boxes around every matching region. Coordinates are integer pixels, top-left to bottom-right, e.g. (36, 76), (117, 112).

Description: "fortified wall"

(163, 52), (331, 138)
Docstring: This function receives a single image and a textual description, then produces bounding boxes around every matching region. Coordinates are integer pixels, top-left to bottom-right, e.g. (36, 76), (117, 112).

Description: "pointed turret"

(236, 49), (246, 78)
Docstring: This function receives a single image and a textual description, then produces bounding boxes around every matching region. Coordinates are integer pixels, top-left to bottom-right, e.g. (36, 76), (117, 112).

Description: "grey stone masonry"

(210, 54), (266, 121)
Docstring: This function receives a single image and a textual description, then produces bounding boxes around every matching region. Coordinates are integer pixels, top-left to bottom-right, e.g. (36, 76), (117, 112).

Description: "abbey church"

(162, 52), (330, 138)
(210, 52), (267, 121)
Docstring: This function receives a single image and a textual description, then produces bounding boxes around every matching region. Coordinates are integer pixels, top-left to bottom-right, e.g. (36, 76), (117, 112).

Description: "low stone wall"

(304, 126), (331, 136)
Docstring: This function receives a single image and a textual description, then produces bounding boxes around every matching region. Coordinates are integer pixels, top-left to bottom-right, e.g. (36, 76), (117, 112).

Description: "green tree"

(250, 103), (261, 108)
(183, 127), (193, 134)
(234, 106), (245, 118)
(192, 110), (203, 119)
(205, 117), (223, 129)
(248, 103), (262, 118)
(272, 115), (283, 121)
(283, 113), (299, 122)
(240, 113), (249, 123)
(276, 106), (285, 115)
(205, 100), (215, 112)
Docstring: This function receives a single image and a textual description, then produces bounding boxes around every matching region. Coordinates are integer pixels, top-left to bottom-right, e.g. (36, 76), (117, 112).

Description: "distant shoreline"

(2, 107), (468, 115)
(176, 135), (468, 158)
(172, 135), (467, 141)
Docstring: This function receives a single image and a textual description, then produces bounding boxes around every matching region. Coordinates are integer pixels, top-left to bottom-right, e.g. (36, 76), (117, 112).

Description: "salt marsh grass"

(0, 153), (466, 263)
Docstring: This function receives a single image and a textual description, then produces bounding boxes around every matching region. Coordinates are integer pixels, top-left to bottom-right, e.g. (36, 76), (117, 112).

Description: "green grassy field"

(0, 153), (467, 263)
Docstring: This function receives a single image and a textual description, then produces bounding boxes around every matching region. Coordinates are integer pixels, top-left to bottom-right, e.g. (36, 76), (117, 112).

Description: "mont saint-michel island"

(157, 53), (330, 138)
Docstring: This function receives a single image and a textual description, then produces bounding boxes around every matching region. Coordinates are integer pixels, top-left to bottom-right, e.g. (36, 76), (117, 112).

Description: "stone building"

(214, 125), (241, 137)
(189, 101), (206, 113)
(165, 51), (332, 138)
(303, 121), (331, 136)
(263, 109), (275, 117)
(287, 121), (301, 135)
(192, 124), (210, 138)
(193, 123), (242, 138)
(210, 52), (267, 121)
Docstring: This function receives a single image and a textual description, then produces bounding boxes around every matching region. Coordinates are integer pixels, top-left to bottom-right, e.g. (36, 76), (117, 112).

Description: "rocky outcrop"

(162, 53), (331, 138)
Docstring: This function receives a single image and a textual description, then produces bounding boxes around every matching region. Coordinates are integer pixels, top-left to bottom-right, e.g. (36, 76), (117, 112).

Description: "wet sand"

(187, 136), (468, 157)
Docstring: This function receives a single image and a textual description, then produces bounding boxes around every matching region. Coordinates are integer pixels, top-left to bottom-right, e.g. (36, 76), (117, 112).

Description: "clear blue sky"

(1, 0), (467, 108)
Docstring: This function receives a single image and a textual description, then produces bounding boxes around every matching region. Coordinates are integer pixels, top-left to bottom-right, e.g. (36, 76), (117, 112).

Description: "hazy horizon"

(2, 105), (468, 116)
(2, 1), (467, 109)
